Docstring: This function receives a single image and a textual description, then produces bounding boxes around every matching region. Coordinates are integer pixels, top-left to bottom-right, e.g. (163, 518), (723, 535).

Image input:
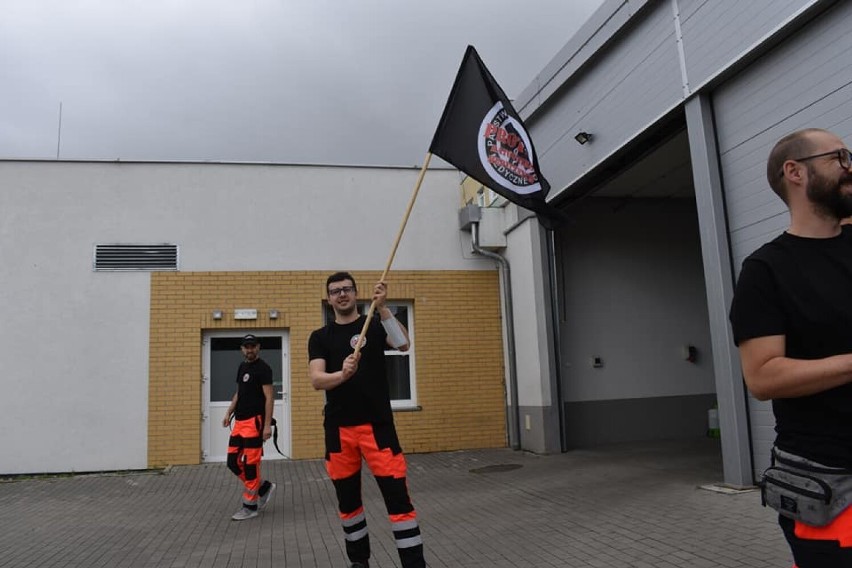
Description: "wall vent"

(94, 243), (179, 271)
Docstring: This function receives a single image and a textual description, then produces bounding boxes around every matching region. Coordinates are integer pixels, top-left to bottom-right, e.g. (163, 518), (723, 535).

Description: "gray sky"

(1, 0), (605, 166)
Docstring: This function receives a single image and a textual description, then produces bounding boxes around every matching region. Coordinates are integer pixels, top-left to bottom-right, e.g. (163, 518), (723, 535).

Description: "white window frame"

(383, 301), (416, 410)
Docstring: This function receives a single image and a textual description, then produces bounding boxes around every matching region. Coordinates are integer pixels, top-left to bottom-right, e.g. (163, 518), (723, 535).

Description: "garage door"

(712, 1), (852, 475)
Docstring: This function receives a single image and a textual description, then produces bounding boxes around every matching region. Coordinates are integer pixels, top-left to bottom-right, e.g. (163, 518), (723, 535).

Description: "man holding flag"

(308, 273), (423, 568)
(303, 44), (558, 567)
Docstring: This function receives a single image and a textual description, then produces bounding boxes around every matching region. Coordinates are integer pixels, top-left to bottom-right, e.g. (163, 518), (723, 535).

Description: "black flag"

(430, 45), (568, 229)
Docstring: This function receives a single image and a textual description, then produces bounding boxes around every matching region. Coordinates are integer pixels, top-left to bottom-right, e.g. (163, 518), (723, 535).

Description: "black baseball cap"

(241, 334), (260, 346)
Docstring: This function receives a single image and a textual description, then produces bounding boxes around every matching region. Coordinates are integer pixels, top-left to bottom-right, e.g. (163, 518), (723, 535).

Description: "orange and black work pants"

(781, 506), (852, 568)
(325, 422), (424, 568)
(227, 415), (264, 508)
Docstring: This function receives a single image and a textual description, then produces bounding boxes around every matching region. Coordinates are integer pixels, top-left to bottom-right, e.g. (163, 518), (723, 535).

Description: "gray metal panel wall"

(713, 1), (852, 475)
(686, 95), (753, 486)
(518, 0), (651, 115)
(715, 2), (852, 269)
(529, 1), (683, 198)
(678, 0), (814, 91)
(519, 1), (824, 203)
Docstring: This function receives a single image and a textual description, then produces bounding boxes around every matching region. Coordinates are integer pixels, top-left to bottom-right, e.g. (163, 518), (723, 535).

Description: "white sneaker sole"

(231, 509), (259, 521)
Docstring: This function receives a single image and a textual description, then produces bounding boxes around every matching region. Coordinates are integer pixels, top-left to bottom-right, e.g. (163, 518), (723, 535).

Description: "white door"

(202, 331), (291, 461)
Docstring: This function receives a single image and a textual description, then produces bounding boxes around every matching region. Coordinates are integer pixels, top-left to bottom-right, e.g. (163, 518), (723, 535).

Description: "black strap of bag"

(232, 414), (285, 456)
(270, 417), (284, 456)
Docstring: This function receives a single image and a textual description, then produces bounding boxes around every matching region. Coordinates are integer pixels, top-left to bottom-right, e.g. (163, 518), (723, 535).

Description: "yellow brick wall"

(148, 270), (506, 466)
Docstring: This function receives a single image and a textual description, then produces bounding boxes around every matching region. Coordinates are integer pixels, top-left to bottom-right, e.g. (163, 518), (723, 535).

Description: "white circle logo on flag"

(478, 101), (542, 195)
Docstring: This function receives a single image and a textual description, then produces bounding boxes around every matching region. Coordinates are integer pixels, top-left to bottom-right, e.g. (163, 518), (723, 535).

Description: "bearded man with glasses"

(730, 128), (852, 567)
(308, 271), (424, 568)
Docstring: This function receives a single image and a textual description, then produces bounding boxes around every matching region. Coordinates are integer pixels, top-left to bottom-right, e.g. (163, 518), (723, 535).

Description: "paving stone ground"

(0, 438), (791, 567)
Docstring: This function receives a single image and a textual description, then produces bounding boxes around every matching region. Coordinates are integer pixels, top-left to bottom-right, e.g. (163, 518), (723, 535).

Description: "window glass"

(210, 336), (283, 402)
(386, 354), (412, 400)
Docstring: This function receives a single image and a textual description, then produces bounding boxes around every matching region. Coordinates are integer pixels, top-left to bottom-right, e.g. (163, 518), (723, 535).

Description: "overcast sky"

(1, 0), (605, 166)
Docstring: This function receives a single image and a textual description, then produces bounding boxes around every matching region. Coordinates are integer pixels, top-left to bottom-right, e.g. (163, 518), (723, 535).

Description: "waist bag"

(760, 447), (852, 527)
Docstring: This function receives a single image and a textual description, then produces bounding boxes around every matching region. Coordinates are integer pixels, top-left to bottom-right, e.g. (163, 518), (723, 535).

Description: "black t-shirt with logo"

(234, 358), (273, 420)
(730, 226), (852, 467)
(308, 315), (393, 428)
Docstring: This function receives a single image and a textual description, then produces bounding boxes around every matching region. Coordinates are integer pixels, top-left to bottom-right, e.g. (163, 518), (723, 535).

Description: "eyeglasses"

(781, 148), (852, 176)
(328, 285), (355, 297)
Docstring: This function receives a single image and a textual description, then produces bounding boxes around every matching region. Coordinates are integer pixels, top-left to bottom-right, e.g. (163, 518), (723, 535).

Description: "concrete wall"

(0, 160), (493, 474)
(555, 197), (715, 445)
(501, 209), (562, 453)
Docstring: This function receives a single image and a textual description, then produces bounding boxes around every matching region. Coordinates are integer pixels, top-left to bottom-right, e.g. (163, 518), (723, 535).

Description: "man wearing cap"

(222, 334), (276, 521)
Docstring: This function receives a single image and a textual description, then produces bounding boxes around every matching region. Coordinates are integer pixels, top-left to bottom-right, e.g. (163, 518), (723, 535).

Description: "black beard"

(807, 169), (852, 219)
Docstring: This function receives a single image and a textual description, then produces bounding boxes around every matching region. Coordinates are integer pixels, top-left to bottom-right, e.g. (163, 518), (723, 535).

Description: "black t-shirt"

(234, 358), (273, 420)
(729, 226), (852, 467)
(308, 315), (393, 428)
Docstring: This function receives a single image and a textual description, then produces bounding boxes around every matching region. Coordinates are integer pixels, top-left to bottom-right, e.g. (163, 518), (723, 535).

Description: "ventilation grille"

(94, 244), (179, 271)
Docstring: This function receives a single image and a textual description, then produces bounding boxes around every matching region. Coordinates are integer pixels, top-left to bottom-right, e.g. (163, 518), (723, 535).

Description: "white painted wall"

(0, 160), (492, 474)
(556, 198), (715, 402)
(503, 213), (553, 408)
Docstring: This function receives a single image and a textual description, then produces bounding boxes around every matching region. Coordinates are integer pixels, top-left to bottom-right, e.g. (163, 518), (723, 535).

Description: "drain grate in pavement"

(469, 463), (523, 474)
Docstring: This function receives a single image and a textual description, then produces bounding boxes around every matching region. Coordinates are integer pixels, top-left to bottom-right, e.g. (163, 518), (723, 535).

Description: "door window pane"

(211, 336), (282, 402)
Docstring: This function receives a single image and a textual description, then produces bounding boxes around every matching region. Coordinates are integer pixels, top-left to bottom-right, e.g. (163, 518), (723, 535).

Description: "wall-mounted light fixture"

(212, 310), (223, 320)
(268, 309), (279, 320)
(574, 131), (592, 145)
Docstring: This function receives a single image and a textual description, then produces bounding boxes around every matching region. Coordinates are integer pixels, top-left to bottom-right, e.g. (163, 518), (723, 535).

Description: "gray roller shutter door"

(712, 2), (852, 476)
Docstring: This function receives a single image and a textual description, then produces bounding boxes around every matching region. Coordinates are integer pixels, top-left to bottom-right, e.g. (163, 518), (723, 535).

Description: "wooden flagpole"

(353, 152), (433, 356)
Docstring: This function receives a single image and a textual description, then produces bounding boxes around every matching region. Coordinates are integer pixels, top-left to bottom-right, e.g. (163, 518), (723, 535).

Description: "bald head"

(767, 128), (832, 202)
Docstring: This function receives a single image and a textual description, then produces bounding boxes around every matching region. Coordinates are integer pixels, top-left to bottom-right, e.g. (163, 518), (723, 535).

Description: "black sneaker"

(349, 562), (369, 568)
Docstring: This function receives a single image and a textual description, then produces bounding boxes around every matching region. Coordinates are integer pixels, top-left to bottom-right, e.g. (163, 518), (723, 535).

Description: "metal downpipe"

(471, 221), (521, 451)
